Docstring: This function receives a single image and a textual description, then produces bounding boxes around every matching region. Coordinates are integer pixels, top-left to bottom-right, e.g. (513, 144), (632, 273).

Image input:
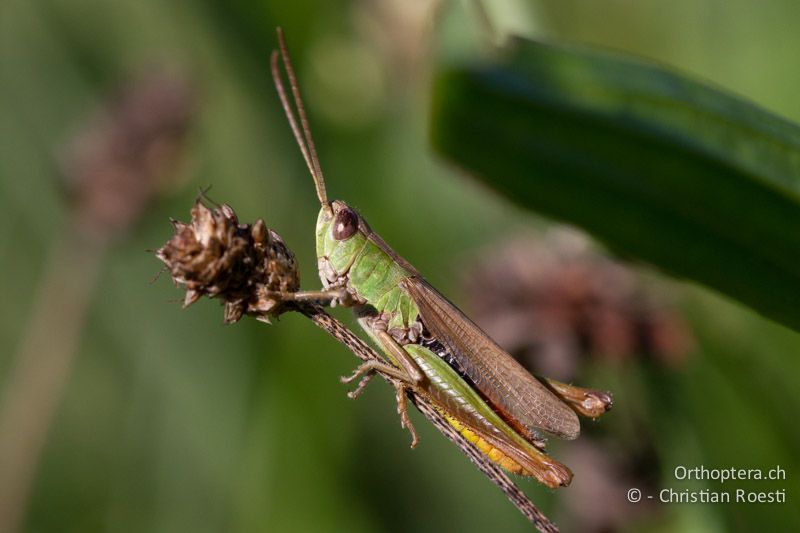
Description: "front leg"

(339, 332), (425, 448)
(263, 288), (353, 307)
(341, 358), (417, 387)
(340, 328), (426, 396)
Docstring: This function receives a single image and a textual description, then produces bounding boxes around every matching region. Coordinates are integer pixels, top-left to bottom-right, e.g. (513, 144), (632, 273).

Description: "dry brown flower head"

(157, 200), (299, 323)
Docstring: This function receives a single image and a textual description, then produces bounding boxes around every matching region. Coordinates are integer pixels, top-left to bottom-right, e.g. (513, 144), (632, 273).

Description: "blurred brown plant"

(355, 0), (440, 86)
(463, 231), (684, 532)
(462, 230), (694, 382)
(61, 67), (194, 242)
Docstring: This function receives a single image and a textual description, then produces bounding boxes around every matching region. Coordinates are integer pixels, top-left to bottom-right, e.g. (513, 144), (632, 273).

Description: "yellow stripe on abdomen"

(441, 411), (532, 477)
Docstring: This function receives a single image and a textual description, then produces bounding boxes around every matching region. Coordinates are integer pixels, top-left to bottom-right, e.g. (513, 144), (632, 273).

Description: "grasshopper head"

(315, 200), (370, 285)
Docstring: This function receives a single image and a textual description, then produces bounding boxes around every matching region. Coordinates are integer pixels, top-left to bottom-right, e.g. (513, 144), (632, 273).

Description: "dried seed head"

(157, 201), (299, 323)
(463, 230), (694, 380)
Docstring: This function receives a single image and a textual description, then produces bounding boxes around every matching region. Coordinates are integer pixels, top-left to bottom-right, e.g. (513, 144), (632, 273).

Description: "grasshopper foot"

(345, 372), (376, 400)
(340, 360), (413, 398)
(340, 360), (419, 447)
(394, 383), (419, 449)
(340, 361), (379, 400)
(340, 362), (371, 385)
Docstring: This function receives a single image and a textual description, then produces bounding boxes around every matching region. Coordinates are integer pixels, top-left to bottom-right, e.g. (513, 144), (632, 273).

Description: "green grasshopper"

(270, 28), (612, 489)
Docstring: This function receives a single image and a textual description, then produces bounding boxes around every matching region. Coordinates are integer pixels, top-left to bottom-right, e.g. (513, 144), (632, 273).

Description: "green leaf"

(431, 36), (800, 332)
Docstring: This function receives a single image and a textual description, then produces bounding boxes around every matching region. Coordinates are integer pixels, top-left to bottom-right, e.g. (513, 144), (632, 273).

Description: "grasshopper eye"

(332, 207), (358, 240)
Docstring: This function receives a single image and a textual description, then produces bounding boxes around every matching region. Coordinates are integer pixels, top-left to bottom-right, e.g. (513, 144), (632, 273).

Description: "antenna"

(271, 27), (329, 207)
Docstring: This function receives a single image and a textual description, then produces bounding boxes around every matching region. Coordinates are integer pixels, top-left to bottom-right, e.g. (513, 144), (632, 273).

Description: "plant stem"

(0, 230), (106, 533)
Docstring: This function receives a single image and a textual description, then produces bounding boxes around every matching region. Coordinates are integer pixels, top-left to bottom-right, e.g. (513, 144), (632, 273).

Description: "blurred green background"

(2, 1), (799, 532)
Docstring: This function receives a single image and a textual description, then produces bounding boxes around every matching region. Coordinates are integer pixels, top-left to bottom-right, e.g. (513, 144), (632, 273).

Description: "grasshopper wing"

(402, 277), (580, 440)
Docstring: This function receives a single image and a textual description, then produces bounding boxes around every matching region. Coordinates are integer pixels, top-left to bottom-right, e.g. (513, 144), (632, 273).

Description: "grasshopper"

(270, 28), (612, 489)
